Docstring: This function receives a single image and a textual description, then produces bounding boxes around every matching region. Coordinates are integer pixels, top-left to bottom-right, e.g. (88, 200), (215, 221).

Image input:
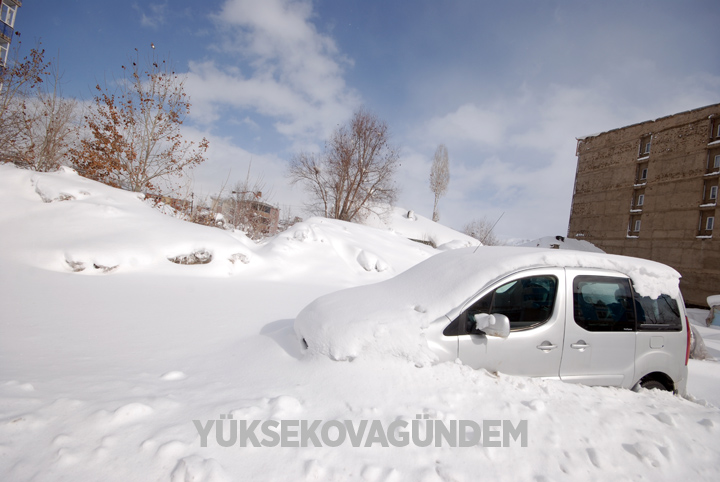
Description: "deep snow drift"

(1, 163), (720, 481)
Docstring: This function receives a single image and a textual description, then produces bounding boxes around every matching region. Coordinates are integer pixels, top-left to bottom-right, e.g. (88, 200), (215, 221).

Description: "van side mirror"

(472, 313), (510, 338)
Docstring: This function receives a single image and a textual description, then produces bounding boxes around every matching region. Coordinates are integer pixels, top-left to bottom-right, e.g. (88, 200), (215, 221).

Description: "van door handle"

(536, 342), (558, 351)
(570, 340), (589, 350)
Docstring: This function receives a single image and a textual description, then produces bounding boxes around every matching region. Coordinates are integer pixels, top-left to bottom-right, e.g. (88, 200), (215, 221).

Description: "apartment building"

(0, 0), (20, 67)
(568, 103), (720, 306)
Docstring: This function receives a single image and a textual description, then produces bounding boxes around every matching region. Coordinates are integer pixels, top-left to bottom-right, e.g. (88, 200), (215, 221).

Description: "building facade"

(0, 0), (20, 67)
(568, 103), (720, 306)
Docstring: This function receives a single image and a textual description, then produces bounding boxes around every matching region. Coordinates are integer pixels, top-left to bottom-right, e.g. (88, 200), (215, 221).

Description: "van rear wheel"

(639, 379), (669, 391)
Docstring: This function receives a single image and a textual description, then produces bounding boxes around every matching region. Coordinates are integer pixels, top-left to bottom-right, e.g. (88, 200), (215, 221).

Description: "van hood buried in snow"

(293, 247), (681, 365)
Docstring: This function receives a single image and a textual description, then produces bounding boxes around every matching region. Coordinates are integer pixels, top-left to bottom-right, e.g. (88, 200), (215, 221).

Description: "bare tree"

(463, 217), (504, 246)
(430, 143), (449, 222)
(13, 60), (77, 171)
(0, 41), (51, 164)
(288, 108), (400, 222)
(70, 49), (208, 192)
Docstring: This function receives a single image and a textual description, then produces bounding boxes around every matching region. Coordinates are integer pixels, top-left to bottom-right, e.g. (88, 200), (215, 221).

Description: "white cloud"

(424, 103), (508, 149)
(134, 2), (168, 29)
(186, 0), (361, 147)
(401, 62), (720, 241)
(178, 126), (302, 210)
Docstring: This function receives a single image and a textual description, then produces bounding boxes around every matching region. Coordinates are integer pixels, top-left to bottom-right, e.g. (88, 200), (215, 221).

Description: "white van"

(295, 247), (691, 394)
(435, 265), (689, 393)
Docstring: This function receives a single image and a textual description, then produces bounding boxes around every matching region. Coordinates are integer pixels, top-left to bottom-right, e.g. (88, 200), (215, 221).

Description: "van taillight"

(685, 316), (691, 366)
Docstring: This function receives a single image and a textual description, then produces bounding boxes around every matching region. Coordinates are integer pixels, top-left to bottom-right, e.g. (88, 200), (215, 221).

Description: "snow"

(519, 235), (605, 252)
(2, 163), (720, 481)
(687, 309), (720, 406)
(360, 205), (480, 249)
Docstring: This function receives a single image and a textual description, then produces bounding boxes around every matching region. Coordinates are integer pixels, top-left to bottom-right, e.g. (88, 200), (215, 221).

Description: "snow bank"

(360, 205), (479, 249)
(520, 235), (605, 253)
(295, 247), (682, 364)
(264, 216), (436, 280)
(0, 164), (257, 276)
(3, 163), (720, 482)
(0, 164), (437, 281)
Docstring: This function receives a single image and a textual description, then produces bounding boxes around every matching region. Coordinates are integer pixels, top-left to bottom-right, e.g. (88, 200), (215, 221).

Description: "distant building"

(239, 200), (280, 235)
(218, 198), (280, 236)
(568, 103), (720, 307)
(0, 0), (20, 67)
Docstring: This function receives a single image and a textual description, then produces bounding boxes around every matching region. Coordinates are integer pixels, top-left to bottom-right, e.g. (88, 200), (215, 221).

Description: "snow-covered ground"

(1, 163), (720, 481)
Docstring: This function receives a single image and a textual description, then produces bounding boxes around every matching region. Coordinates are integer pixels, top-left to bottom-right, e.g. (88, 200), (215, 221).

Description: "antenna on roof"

(473, 212), (504, 253)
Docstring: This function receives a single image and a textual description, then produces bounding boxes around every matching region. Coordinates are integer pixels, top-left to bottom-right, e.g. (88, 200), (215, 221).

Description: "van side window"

(573, 276), (635, 332)
(635, 293), (681, 331)
(443, 275), (558, 335)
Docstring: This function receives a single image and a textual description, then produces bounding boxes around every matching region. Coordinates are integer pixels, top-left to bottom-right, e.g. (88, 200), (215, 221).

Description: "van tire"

(639, 378), (670, 391)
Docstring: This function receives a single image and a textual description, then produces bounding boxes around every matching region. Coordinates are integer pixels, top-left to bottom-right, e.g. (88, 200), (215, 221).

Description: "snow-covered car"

(294, 247), (690, 394)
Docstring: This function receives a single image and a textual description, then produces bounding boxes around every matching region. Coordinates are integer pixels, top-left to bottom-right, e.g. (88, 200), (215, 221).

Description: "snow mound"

(0, 165), (436, 280)
(295, 246), (682, 364)
(361, 205), (479, 248)
(520, 235), (605, 252)
(0, 164), (257, 276)
(264, 217), (435, 279)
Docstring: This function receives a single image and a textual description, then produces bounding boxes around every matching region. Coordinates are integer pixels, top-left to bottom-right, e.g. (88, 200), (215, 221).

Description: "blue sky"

(17, 0), (720, 240)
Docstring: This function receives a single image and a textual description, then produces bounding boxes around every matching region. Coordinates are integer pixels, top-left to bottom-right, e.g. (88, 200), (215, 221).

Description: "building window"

(0, 39), (7, 66)
(639, 135), (651, 157)
(636, 162), (648, 183)
(703, 180), (719, 203)
(706, 150), (720, 173)
(637, 194), (645, 207)
(699, 211), (715, 236)
(0, 0), (17, 28)
(628, 214), (642, 236)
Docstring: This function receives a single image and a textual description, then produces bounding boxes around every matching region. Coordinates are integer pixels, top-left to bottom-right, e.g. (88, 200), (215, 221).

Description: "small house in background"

(237, 200), (280, 236)
(216, 197), (280, 237)
(568, 103), (720, 307)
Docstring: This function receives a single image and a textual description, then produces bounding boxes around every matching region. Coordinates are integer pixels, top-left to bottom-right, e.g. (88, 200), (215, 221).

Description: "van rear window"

(635, 294), (681, 331)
